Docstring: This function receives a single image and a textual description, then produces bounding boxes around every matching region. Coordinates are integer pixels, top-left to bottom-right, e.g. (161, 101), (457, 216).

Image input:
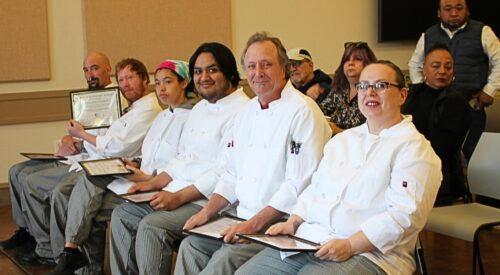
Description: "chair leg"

(473, 229), (485, 275)
(415, 237), (428, 275)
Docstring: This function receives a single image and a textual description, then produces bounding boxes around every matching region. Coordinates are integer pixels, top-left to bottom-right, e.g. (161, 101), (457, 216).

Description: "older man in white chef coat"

(174, 32), (332, 275)
(237, 60), (442, 275)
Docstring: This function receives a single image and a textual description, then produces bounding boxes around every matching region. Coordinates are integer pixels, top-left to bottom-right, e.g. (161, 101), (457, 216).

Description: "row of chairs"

(416, 132), (500, 275)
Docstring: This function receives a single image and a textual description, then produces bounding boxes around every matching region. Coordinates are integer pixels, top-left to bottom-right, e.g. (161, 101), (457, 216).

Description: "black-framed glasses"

(355, 81), (401, 93)
(344, 41), (368, 49)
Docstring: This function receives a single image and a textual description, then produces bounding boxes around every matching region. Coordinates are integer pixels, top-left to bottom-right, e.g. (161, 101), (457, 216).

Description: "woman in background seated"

(319, 41), (377, 134)
(402, 43), (472, 204)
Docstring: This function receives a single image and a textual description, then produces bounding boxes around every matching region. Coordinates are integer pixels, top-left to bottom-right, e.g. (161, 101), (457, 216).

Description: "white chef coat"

(214, 81), (332, 219)
(107, 98), (198, 194)
(65, 92), (161, 171)
(292, 116), (442, 275)
(158, 88), (250, 206)
(140, 104), (193, 174)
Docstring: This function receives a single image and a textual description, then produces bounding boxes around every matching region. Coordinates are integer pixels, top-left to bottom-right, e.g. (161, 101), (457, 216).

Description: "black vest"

(424, 20), (489, 99)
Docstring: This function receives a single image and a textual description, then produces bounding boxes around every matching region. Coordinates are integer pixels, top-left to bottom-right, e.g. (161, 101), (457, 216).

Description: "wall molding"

(0, 80), (255, 126)
(0, 90), (71, 125)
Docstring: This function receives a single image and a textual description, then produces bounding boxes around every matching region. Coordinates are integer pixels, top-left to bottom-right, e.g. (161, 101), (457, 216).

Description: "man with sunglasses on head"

(409, 0), (500, 161)
(237, 60), (441, 275)
(287, 48), (332, 103)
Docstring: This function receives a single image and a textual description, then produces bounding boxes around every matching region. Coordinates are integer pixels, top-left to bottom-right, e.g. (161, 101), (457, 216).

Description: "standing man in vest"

(408, 0), (500, 161)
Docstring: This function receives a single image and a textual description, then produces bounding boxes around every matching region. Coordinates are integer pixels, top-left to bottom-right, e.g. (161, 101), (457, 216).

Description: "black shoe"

(15, 249), (56, 266)
(0, 228), (35, 250)
(49, 249), (89, 275)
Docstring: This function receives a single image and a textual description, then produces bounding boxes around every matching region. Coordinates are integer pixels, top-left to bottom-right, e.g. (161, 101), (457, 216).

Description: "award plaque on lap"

(121, 191), (159, 203)
(80, 158), (132, 176)
(70, 87), (122, 129)
(183, 215), (245, 240)
(20, 152), (66, 161)
(236, 234), (319, 252)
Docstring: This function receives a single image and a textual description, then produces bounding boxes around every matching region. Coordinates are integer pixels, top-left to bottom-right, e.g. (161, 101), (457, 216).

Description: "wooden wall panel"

(0, 80), (255, 126)
(83, 0), (232, 73)
(0, 90), (71, 125)
(0, 0), (50, 82)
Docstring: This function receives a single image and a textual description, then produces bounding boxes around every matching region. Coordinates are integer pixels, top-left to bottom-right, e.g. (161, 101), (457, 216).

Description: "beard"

(87, 77), (101, 90)
(197, 80), (231, 103)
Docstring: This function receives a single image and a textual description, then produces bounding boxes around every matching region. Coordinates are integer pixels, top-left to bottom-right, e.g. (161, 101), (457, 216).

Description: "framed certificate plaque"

(237, 234), (319, 252)
(70, 87), (121, 129)
(80, 158), (132, 177)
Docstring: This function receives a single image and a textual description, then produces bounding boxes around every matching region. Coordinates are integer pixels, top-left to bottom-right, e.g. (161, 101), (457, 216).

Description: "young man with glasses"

(237, 60), (442, 275)
(287, 48), (332, 103)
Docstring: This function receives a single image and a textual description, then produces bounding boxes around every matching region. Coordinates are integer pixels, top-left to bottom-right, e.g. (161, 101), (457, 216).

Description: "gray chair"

(425, 132), (500, 275)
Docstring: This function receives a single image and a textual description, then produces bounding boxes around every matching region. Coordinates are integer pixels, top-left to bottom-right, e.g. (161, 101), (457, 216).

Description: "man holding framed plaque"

(0, 52), (112, 262)
(13, 58), (161, 269)
(70, 87), (122, 129)
(50, 59), (200, 275)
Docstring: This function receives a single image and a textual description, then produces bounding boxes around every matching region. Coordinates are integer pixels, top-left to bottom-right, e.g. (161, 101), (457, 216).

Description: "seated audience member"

(17, 58), (161, 270)
(109, 43), (250, 275)
(287, 47), (332, 103)
(237, 61), (442, 275)
(403, 43), (472, 204)
(49, 60), (197, 274)
(174, 32), (331, 275)
(0, 52), (112, 262)
(319, 41), (377, 134)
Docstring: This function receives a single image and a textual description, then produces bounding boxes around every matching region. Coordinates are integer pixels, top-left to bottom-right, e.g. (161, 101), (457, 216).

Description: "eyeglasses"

(355, 81), (401, 93)
(344, 41), (368, 49)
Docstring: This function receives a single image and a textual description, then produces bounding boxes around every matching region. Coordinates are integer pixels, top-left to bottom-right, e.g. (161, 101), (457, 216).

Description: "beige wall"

(0, 0), (418, 182)
(232, 0), (417, 75)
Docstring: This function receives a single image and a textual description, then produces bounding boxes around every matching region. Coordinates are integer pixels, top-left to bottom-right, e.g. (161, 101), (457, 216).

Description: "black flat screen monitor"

(378, 0), (499, 42)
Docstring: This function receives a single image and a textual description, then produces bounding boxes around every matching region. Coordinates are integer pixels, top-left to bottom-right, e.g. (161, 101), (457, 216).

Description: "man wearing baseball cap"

(287, 47), (332, 104)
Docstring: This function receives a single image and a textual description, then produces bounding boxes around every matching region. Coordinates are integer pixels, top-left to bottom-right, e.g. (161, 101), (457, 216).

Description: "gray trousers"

(174, 235), (266, 275)
(21, 163), (76, 258)
(8, 160), (59, 228)
(236, 247), (387, 275)
(110, 201), (202, 275)
(54, 174), (123, 275)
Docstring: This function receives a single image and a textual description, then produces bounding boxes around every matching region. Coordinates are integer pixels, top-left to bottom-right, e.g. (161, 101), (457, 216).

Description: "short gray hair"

(240, 32), (290, 79)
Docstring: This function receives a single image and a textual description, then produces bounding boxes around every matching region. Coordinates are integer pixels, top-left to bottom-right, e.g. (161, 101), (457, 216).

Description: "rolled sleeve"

(408, 34), (426, 84)
(482, 26), (500, 97)
(213, 176), (238, 204)
(193, 167), (222, 199)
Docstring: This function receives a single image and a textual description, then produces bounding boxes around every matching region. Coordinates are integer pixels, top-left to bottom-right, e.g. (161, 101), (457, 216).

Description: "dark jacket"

(424, 20), (489, 99)
(295, 69), (332, 103)
(403, 83), (472, 202)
